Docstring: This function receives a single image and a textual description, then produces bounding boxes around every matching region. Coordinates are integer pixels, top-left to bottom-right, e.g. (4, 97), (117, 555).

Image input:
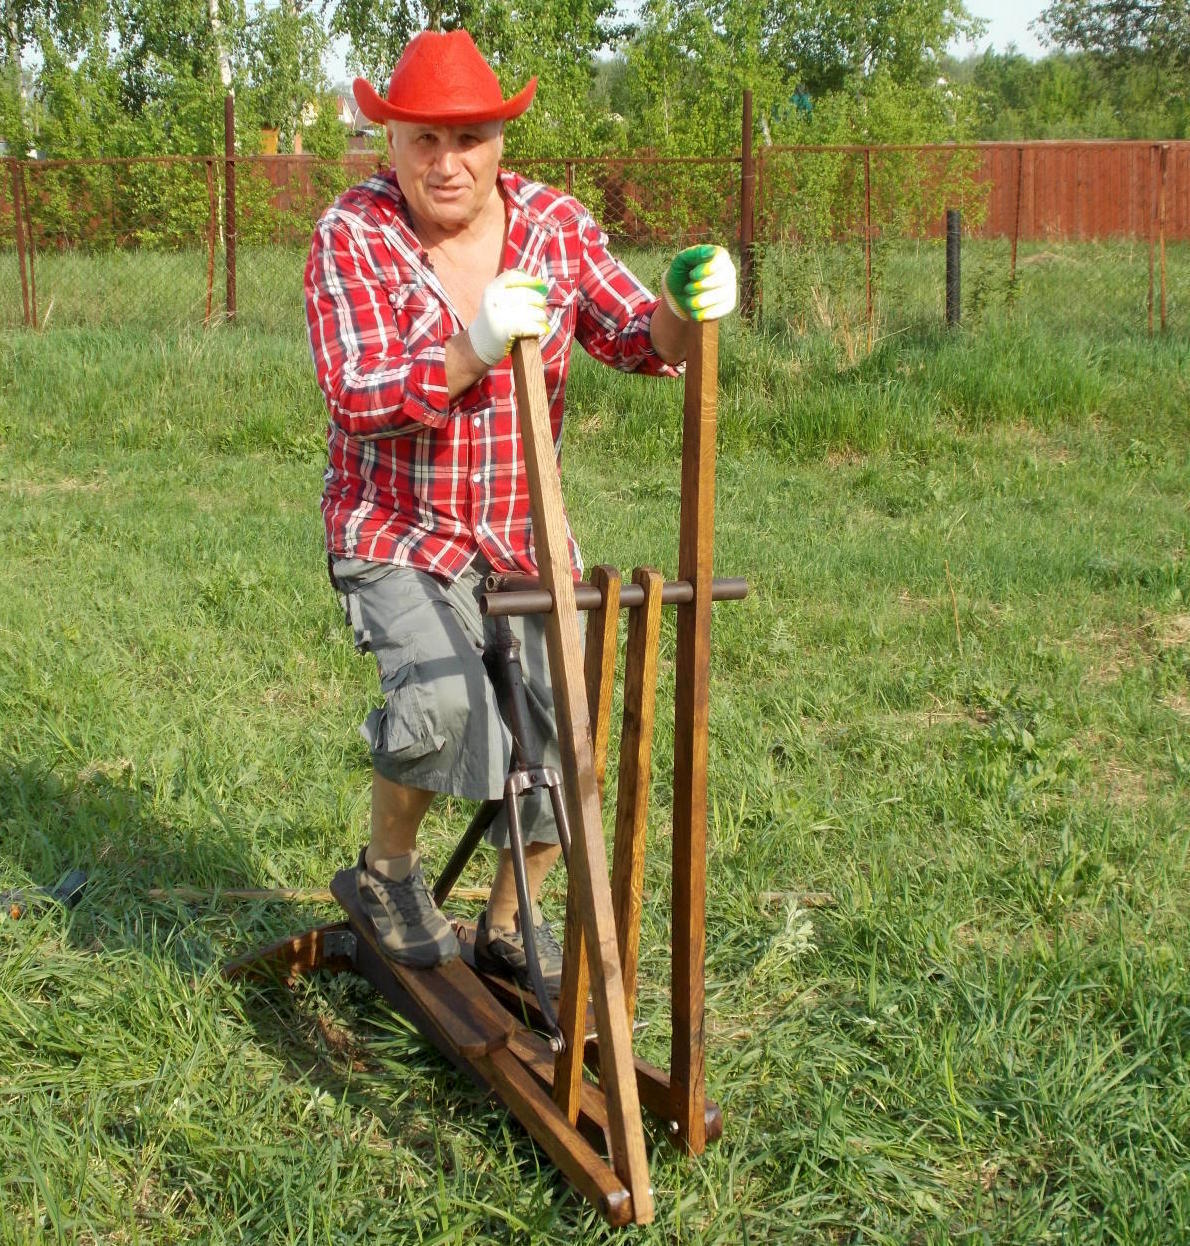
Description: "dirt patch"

(1157, 613), (1190, 650)
(825, 448), (867, 469)
(896, 588), (938, 612)
(77, 757), (135, 784)
(1165, 693), (1190, 719)
(315, 1014), (368, 1071)
(1019, 250), (1065, 266)
(1098, 759), (1149, 806)
(3, 475), (108, 497)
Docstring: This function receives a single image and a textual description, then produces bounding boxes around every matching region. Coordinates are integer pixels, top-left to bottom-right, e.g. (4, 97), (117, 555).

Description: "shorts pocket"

(344, 589), (372, 652)
(361, 658), (446, 763)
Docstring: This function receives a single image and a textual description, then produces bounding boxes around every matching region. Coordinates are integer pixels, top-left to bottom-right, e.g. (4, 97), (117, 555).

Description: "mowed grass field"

(1, 272), (1188, 1243)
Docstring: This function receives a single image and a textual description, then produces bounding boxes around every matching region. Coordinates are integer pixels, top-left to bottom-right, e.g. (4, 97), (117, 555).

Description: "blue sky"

(952, 0), (1049, 59)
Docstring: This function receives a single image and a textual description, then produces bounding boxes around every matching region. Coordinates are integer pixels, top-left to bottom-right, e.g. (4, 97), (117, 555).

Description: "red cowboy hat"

(352, 30), (537, 126)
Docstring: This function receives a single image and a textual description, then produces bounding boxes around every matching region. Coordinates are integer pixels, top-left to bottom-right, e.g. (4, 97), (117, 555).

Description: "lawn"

(0, 292), (1188, 1242)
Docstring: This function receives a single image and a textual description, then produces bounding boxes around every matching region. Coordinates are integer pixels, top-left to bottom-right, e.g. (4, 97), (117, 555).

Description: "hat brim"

(352, 76), (537, 126)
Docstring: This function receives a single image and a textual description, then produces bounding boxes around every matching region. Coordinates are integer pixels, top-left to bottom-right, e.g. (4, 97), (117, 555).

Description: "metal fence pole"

(864, 147), (873, 351)
(1158, 143), (1168, 332)
(224, 93), (237, 322)
(1010, 145), (1023, 286)
(945, 208), (961, 327)
(1148, 144), (1157, 336)
(739, 89), (756, 322)
(205, 157), (217, 326)
(9, 160), (31, 328)
(18, 162), (36, 328)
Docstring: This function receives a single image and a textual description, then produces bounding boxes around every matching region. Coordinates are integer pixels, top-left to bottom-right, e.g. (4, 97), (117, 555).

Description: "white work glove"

(662, 244), (737, 322)
(467, 269), (550, 366)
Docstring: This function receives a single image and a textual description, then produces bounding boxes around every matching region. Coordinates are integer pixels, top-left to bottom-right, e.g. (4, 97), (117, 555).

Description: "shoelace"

(373, 863), (438, 925)
(528, 919), (562, 959)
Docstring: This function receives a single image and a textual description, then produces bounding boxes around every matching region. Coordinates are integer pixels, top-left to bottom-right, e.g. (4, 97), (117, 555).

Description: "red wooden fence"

(974, 142), (1188, 242)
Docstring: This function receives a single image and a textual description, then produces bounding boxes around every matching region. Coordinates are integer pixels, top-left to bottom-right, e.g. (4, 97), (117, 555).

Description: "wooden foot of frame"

(224, 897), (724, 1229)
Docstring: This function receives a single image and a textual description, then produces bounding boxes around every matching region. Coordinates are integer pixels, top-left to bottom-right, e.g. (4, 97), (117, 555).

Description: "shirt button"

(472, 417), (482, 428)
(472, 473), (481, 484)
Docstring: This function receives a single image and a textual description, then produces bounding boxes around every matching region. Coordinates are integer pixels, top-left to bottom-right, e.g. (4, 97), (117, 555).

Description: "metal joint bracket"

(322, 930), (358, 962)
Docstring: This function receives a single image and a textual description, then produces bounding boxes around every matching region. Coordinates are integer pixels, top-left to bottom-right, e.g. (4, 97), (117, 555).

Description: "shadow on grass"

(0, 753), (599, 1224)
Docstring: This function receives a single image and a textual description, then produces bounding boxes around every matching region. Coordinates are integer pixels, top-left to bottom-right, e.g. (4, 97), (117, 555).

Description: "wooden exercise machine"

(225, 322), (743, 1227)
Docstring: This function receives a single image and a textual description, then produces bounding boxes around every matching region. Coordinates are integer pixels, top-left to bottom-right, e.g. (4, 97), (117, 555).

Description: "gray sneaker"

(353, 848), (459, 969)
(474, 907), (563, 994)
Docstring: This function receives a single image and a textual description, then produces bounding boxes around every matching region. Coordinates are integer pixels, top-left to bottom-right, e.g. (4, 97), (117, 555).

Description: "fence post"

(945, 208), (961, 327)
(1158, 143), (1168, 333)
(205, 157), (217, 326)
(9, 161), (31, 329)
(1010, 145), (1023, 287)
(1148, 144), (1157, 336)
(224, 92), (237, 322)
(18, 161), (36, 328)
(864, 147), (873, 352)
(739, 89), (756, 322)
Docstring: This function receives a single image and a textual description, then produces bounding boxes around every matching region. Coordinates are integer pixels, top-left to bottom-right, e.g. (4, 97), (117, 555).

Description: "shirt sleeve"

(304, 215), (451, 439)
(574, 212), (683, 377)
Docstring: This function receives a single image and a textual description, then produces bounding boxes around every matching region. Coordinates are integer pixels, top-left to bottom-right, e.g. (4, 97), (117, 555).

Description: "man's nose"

(434, 148), (461, 177)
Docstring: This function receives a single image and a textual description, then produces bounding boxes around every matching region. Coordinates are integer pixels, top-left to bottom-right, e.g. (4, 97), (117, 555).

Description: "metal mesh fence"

(754, 144), (1186, 345)
(14, 157), (221, 331)
(1, 144), (1186, 342)
(0, 164), (24, 332)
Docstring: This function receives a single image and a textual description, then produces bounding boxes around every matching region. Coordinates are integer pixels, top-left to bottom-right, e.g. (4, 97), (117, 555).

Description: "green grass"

(0, 299), (1188, 1242)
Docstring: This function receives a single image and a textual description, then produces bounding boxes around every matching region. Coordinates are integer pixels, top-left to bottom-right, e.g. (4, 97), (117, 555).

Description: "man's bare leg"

(365, 770), (435, 869)
(487, 842), (563, 929)
(367, 770), (562, 934)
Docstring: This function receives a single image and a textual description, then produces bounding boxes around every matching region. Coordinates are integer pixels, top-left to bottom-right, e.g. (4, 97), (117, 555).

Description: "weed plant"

(0, 297), (1188, 1241)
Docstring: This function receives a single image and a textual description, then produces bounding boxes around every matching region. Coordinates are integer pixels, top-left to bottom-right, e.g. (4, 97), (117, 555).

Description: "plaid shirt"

(305, 169), (680, 580)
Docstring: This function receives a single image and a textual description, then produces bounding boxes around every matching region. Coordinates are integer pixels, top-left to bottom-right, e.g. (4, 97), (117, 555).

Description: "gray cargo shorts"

(332, 555), (563, 849)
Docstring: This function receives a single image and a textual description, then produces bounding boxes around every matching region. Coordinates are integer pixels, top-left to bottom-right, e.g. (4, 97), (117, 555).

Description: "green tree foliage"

(1, 0), (104, 147)
(963, 45), (1187, 138)
(241, 0), (327, 142)
(326, 0), (622, 158)
(1038, 0), (1190, 74)
(613, 0), (981, 159)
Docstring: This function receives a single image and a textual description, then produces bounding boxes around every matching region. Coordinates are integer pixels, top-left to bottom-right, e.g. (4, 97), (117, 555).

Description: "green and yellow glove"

(662, 244), (737, 322)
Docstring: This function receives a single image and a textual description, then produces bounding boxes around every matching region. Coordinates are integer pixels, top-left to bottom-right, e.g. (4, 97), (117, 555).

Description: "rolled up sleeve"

(305, 218), (451, 439)
(575, 213), (682, 378)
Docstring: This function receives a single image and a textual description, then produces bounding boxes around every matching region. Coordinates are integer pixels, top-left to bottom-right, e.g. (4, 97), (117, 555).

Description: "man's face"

(387, 120), (505, 233)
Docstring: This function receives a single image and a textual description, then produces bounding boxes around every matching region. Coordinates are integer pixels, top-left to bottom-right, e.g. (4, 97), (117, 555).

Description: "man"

(304, 29), (735, 988)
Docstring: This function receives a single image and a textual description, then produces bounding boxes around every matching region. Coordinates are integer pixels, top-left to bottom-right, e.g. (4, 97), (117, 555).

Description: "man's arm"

(306, 221), (548, 437)
(647, 298), (692, 365)
(305, 217), (453, 439)
(444, 331), (488, 397)
(573, 217), (735, 374)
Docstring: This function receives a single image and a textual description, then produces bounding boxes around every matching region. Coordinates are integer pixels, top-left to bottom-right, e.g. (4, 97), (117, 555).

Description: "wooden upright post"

(670, 319), (718, 1154)
(612, 566), (664, 1024)
(553, 563), (621, 1123)
(511, 340), (654, 1224)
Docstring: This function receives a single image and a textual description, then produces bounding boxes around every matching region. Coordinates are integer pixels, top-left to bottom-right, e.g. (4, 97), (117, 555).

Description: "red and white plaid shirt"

(305, 169), (680, 580)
